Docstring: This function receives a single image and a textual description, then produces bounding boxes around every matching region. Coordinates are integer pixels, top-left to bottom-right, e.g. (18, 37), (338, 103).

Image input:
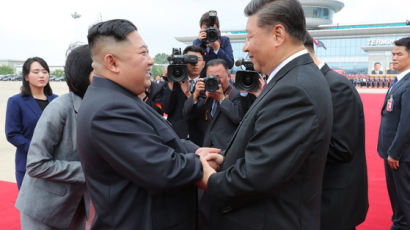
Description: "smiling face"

(242, 15), (277, 75)
(25, 61), (50, 90)
(114, 31), (154, 94)
(392, 45), (410, 74)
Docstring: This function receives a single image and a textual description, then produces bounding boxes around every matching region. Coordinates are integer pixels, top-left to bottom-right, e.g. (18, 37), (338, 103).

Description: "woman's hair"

(20, 57), (53, 97)
(64, 44), (93, 98)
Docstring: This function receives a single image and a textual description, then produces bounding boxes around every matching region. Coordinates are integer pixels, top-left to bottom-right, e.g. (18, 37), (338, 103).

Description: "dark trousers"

(385, 160), (410, 230)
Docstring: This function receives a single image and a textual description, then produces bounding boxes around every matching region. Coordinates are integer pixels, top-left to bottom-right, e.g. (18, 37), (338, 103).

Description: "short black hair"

(183, 45), (205, 59)
(200, 11), (220, 28)
(64, 44), (93, 98)
(394, 37), (410, 52)
(244, 0), (306, 42)
(206, 59), (229, 73)
(87, 19), (137, 54)
(374, 62), (381, 66)
(303, 32), (315, 53)
(20, 57), (53, 97)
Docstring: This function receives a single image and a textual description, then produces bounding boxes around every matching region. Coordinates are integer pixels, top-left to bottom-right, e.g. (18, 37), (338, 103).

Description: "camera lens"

(173, 68), (182, 77)
(242, 75), (254, 86)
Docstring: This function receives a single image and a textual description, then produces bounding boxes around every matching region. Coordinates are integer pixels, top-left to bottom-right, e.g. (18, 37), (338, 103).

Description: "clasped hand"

(195, 147), (224, 190)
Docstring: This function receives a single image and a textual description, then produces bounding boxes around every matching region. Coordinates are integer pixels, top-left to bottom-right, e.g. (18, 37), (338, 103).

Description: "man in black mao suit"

(305, 33), (369, 230)
(77, 19), (219, 230)
(184, 59), (245, 150)
(196, 1), (333, 229)
(377, 37), (410, 230)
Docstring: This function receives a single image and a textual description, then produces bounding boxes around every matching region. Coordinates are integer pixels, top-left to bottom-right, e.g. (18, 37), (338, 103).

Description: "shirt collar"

(397, 69), (410, 82)
(267, 49), (308, 84)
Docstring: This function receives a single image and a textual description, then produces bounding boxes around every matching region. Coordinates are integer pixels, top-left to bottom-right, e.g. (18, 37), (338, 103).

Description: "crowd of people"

(4, 0), (410, 229)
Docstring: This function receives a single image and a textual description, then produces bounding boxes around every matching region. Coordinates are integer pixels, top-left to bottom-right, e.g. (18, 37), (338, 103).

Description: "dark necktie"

(211, 100), (218, 117)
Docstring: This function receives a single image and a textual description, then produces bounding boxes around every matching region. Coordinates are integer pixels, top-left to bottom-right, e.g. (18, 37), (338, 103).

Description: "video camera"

(203, 74), (220, 92)
(166, 48), (198, 82)
(203, 10), (220, 43)
(234, 59), (260, 92)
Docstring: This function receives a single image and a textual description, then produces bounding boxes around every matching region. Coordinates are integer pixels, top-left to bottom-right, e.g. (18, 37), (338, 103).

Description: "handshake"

(195, 147), (224, 190)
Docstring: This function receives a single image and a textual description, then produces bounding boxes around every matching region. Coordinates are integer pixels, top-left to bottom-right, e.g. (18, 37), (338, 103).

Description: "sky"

(0, 0), (409, 66)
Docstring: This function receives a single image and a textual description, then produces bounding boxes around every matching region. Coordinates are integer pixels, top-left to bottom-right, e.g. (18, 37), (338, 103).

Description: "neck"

(266, 44), (305, 75)
(397, 67), (410, 74)
(30, 86), (46, 99)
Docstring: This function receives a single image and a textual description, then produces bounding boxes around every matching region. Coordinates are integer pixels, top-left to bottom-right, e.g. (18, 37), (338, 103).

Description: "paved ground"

(0, 81), (387, 182)
(0, 81), (68, 182)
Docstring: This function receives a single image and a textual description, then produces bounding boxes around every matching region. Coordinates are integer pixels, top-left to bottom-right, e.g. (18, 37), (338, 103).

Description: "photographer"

(163, 45), (209, 145)
(184, 59), (245, 150)
(193, 11), (234, 77)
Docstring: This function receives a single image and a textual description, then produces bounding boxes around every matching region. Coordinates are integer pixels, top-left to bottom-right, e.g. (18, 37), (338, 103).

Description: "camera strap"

(224, 86), (233, 100)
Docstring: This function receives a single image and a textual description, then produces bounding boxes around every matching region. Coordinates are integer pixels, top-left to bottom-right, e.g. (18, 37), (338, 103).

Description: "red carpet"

(0, 93), (394, 229)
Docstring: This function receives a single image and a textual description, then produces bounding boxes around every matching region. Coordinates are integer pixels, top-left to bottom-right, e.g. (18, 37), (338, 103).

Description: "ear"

(103, 54), (120, 74)
(271, 24), (286, 47)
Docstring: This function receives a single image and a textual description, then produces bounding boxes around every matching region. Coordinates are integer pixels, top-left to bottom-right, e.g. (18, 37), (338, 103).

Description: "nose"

(147, 55), (154, 66)
(242, 39), (249, 53)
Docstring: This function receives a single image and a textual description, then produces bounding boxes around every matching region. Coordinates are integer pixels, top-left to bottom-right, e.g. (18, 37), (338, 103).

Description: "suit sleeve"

(388, 87), (410, 160)
(161, 84), (175, 115)
(183, 93), (210, 119)
(326, 77), (361, 163)
(5, 97), (30, 153)
(219, 92), (245, 124)
(26, 99), (85, 183)
(215, 37), (234, 68)
(208, 85), (320, 203)
(90, 102), (203, 193)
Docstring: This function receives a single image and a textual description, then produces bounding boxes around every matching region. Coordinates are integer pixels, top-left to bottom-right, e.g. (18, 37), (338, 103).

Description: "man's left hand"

(196, 155), (216, 190)
(388, 155), (399, 170)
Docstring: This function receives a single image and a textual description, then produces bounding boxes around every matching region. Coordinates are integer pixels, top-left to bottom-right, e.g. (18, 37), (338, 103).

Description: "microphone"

(235, 59), (245, 67)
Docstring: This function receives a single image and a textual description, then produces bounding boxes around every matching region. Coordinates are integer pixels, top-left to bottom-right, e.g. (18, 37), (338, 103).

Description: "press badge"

(386, 95), (394, 112)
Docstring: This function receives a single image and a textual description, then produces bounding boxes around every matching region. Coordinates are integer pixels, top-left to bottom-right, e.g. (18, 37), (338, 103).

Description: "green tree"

(151, 65), (165, 77)
(0, 65), (14, 75)
(153, 53), (169, 64)
(151, 53), (169, 78)
(52, 69), (65, 77)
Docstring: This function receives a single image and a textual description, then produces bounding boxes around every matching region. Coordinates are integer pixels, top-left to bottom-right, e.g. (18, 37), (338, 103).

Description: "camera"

(203, 10), (220, 43)
(234, 59), (259, 92)
(203, 74), (220, 92)
(166, 48), (198, 82)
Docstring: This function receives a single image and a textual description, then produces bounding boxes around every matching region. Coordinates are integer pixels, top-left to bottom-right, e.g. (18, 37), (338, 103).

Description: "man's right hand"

(193, 79), (205, 102)
(198, 29), (207, 41)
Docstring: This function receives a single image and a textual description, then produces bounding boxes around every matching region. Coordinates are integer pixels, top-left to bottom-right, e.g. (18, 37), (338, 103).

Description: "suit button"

(221, 206), (233, 214)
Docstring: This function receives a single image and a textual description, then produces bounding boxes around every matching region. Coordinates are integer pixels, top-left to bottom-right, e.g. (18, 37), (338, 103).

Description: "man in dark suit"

(77, 19), (220, 230)
(387, 62), (398, 75)
(377, 37), (410, 230)
(372, 62), (384, 75)
(185, 59), (245, 150)
(305, 33), (369, 230)
(163, 46), (209, 145)
(196, 1), (333, 229)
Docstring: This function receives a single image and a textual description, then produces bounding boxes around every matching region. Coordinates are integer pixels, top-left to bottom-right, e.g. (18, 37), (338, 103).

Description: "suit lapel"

(382, 73), (410, 112)
(223, 54), (314, 155)
(24, 96), (42, 118)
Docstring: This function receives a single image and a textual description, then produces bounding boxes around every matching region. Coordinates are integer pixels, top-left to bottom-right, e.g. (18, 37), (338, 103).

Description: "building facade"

(175, 0), (410, 74)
